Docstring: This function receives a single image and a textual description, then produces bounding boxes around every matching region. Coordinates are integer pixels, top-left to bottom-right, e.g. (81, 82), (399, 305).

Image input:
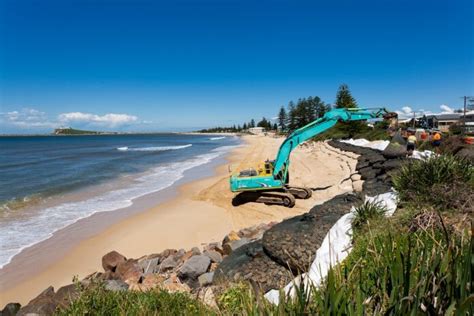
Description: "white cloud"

(0, 108), (56, 129)
(439, 104), (454, 114)
(58, 112), (138, 127)
(0, 108), (140, 132)
(395, 104), (459, 120)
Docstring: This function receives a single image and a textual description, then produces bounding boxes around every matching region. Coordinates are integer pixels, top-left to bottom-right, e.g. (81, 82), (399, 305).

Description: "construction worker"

(407, 133), (417, 156)
(432, 132), (442, 153)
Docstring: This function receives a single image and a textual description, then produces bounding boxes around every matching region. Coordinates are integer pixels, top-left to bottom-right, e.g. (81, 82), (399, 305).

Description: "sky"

(0, 0), (473, 133)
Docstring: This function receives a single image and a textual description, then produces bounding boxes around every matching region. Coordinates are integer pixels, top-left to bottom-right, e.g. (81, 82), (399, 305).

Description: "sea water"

(0, 134), (239, 268)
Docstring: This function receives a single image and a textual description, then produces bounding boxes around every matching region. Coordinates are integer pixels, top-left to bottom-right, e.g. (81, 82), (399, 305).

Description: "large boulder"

(223, 238), (250, 255)
(54, 284), (80, 309)
(159, 256), (178, 271)
(102, 251), (127, 272)
(1, 303), (21, 316)
(358, 166), (379, 180)
(115, 259), (142, 283)
(382, 142), (406, 159)
(203, 250), (223, 263)
(104, 279), (130, 292)
(17, 286), (58, 316)
(178, 255), (211, 281)
(214, 241), (293, 292)
(262, 193), (362, 272)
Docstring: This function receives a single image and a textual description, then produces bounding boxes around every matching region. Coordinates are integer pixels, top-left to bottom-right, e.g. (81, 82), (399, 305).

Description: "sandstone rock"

(139, 257), (160, 275)
(352, 180), (364, 192)
(198, 272), (214, 287)
(191, 247), (201, 256)
(116, 259), (142, 284)
(17, 286), (57, 316)
(159, 256), (178, 272)
(178, 255), (211, 280)
(139, 274), (166, 291)
(196, 286), (218, 308)
(223, 238), (250, 255)
(204, 250), (223, 263)
(162, 282), (191, 293)
(209, 262), (219, 272)
(158, 249), (178, 260)
(173, 249), (187, 262)
(104, 279), (129, 292)
(222, 231), (240, 245)
(351, 173), (361, 181)
(102, 251), (127, 272)
(1, 303), (21, 316)
(54, 284), (79, 309)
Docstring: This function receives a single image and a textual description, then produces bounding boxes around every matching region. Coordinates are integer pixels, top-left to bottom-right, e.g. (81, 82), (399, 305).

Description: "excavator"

(230, 107), (397, 207)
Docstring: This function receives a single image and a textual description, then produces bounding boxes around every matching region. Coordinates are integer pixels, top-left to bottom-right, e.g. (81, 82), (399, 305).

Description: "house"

(248, 127), (265, 135)
(426, 113), (461, 132)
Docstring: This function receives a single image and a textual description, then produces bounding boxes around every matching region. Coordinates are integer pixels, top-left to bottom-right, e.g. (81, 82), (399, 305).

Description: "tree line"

(198, 84), (358, 133)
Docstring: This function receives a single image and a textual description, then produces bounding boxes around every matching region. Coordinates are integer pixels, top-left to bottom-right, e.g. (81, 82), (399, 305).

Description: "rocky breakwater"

(4, 223), (275, 315)
(214, 140), (407, 292)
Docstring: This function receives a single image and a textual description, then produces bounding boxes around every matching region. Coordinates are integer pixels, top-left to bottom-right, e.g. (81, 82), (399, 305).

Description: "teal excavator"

(230, 107), (396, 207)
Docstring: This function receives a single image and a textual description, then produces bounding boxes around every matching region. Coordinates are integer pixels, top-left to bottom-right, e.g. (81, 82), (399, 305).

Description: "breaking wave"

(117, 144), (192, 152)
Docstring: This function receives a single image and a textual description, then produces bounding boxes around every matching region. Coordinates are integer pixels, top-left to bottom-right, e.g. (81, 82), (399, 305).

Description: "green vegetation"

(57, 284), (214, 316)
(352, 200), (387, 233)
(335, 83), (357, 108)
(53, 127), (104, 135)
(57, 155), (473, 315)
(393, 155), (474, 212)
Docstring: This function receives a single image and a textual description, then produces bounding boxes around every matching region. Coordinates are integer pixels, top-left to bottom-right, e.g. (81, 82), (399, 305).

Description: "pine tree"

(243, 123), (247, 130)
(335, 84), (357, 108)
(287, 101), (297, 131)
(278, 106), (287, 131)
(250, 119), (256, 128)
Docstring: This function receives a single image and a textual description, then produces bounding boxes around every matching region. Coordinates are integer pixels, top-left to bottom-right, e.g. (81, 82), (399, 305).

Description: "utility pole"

(461, 96), (474, 135)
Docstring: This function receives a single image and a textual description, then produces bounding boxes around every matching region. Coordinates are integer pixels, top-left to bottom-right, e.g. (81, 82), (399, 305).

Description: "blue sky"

(0, 0), (473, 133)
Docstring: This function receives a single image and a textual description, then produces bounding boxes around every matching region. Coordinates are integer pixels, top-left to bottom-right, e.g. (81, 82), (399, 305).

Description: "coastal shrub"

(57, 284), (214, 316)
(352, 200), (388, 233)
(392, 155), (474, 211)
(225, 225), (473, 315)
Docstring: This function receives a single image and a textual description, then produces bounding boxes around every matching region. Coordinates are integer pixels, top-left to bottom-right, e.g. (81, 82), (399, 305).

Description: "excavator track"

(285, 186), (312, 199)
(232, 191), (296, 208)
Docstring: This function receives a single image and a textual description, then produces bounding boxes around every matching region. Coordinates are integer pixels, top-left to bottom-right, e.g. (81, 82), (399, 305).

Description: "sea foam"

(117, 144), (192, 151)
(0, 144), (239, 268)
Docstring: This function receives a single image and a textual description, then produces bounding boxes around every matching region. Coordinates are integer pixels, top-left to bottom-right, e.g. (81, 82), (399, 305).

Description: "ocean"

(0, 133), (240, 268)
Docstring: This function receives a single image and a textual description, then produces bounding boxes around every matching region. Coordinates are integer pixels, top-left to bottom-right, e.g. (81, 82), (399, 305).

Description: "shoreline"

(0, 135), (359, 306)
(0, 140), (241, 305)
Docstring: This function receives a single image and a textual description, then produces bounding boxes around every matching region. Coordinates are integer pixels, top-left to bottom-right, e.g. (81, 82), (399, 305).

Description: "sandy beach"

(0, 135), (358, 306)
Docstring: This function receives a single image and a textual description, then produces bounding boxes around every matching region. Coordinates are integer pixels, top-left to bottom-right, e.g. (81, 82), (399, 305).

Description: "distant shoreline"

(0, 131), (238, 137)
